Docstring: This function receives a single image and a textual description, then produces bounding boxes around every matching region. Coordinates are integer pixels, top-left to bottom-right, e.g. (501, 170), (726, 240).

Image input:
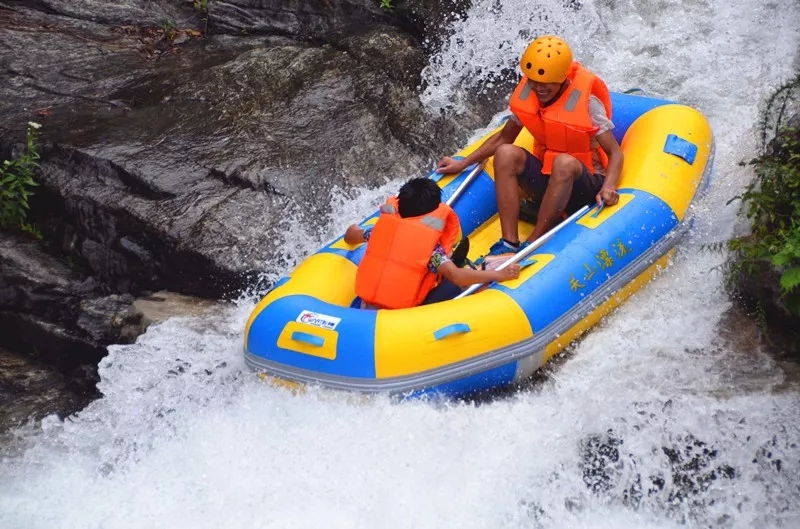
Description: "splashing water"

(3, 1), (800, 528)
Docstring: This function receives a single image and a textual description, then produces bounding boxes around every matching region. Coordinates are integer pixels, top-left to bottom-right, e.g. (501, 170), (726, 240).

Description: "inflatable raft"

(243, 92), (714, 398)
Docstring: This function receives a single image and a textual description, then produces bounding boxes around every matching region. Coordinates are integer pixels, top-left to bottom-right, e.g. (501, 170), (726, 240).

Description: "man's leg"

(526, 154), (584, 242)
(492, 144), (529, 244)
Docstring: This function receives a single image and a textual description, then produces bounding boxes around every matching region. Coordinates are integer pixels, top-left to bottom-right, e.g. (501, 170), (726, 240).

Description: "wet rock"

(133, 290), (219, 329)
(210, 0), (389, 39)
(659, 434), (736, 505)
(579, 429), (736, 524)
(4, 0), (194, 27)
(0, 0), (501, 422)
(393, 0), (473, 49)
(1, 2), (490, 299)
(0, 229), (227, 424)
(580, 429), (624, 494)
(0, 232), (140, 370)
(0, 346), (95, 431)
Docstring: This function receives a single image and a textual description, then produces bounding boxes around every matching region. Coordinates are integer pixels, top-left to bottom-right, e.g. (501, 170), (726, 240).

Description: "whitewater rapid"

(2, 0), (800, 527)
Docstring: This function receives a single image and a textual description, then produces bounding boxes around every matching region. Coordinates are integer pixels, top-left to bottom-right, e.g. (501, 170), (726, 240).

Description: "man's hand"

(436, 156), (469, 175)
(596, 186), (620, 207)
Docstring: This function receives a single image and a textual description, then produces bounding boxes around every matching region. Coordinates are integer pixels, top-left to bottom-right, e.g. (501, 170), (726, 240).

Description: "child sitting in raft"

(343, 177), (521, 309)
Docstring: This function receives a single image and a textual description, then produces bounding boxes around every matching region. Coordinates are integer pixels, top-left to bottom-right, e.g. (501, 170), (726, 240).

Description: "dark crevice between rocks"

(24, 80), (133, 111)
(43, 144), (176, 201)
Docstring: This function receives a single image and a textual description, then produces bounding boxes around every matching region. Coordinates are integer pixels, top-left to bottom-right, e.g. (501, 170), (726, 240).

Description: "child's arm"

(438, 261), (520, 288)
(344, 224), (366, 245)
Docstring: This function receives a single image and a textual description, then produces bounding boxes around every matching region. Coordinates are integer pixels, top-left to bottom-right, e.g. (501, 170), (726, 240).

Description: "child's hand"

(344, 224), (364, 245)
(496, 264), (521, 282)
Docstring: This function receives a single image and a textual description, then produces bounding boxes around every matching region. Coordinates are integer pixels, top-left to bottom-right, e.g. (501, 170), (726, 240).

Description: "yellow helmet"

(519, 36), (573, 83)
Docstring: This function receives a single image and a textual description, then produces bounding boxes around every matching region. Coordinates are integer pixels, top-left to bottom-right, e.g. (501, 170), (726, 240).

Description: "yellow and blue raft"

(243, 92), (714, 398)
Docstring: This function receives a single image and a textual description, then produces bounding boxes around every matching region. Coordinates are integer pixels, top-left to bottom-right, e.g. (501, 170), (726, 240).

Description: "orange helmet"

(519, 36), (573, 83)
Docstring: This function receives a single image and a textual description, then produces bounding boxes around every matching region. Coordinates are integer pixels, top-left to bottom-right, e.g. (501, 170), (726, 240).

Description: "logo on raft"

(296, 310), (341, 330)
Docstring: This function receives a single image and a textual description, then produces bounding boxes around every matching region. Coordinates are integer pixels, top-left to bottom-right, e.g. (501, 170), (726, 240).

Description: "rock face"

(0, 232), (141, 369)
(0, 346), (94, 430)
(0, 0), (501, 422)
(732, 259), (800, 358)
(1, 0), (488, 299)
(0, 231), (139, 424)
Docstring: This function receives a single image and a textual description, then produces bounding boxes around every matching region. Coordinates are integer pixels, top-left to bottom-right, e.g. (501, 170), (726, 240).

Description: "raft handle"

(663, 134), (697, 165)
(291, 331), (325, 347)
(433, 323), (471, 340)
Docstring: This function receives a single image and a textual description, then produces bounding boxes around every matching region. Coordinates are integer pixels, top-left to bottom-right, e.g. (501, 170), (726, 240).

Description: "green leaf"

(779, 267), (800, 293)
(772, 252), (791, 266)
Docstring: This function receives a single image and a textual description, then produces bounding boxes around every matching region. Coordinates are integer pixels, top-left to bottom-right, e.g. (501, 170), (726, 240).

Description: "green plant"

(161, 19), (177, 40)
(0, 122), (41, 233)
(379, 0), (395, 11)
(726, 124), (800, 314)
(193, 0), (209, 34)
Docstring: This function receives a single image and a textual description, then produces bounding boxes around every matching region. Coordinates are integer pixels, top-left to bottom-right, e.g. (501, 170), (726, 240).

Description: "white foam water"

(3, 1), (800, 527)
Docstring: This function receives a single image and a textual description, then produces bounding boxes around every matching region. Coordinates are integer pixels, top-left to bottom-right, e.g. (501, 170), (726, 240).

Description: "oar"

(453, 204), (592, 299)
(444, 161), (487, 206)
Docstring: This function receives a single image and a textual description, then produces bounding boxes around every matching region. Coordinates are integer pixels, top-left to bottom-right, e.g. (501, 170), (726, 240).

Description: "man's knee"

(494, 144), (526, 177)
(550, 154), (583, 182)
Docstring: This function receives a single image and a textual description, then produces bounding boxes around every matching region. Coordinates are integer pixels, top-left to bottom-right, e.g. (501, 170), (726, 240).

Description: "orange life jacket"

(508, 62), (612, 174)
(355, 197), (460, 309)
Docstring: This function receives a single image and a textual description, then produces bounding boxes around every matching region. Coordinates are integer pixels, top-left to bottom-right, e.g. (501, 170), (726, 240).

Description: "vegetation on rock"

(0, 122), (41, 237)
(724, 71), (800, 343)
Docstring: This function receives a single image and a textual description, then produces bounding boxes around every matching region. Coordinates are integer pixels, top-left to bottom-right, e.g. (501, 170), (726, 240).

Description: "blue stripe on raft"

(402, 361), (518, 399)
(444, 170), (498, 236)
(247, 295), (377, 378)
(494, 189), (678, 333)
(272, 276), (290, 289)
(609, 92), (674, 144)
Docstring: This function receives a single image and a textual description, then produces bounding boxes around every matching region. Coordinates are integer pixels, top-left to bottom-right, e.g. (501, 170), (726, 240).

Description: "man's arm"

(436, 118), (524, 174)
(595, 130), (624, 206)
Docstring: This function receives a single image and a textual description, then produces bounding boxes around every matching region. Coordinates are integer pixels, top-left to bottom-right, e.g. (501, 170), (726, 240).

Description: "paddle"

(443, 160), (487, 207)
(453, 204), (592, 299)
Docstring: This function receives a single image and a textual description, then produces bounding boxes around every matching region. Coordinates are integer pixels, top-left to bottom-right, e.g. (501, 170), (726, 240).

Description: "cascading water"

(2, 0), (800, 527)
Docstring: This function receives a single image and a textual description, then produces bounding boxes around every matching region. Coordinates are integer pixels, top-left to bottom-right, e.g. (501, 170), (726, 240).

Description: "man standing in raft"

(436, 35), (624, 257)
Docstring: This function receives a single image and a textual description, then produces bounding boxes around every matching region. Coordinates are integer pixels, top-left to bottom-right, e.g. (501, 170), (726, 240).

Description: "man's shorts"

(518, 152), (605, 214)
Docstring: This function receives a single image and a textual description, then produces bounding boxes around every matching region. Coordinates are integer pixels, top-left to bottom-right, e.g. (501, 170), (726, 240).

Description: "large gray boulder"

(0, 0), (489, 299)
(0, 0), (498, 421)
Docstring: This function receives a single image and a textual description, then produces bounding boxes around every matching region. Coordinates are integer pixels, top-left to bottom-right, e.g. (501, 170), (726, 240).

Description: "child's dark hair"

(397, 177), (442, 218)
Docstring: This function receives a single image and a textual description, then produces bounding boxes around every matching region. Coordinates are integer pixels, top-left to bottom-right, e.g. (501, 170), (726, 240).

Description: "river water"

(2, 1), (800, 527)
